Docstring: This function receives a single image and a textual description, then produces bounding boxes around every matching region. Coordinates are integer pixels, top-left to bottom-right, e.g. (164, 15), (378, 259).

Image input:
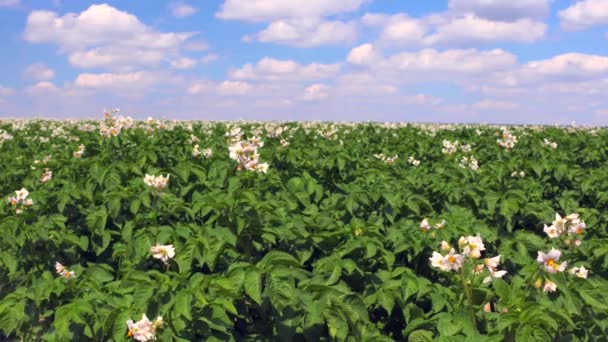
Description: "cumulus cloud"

(385, 48), (517, 74)
(230, 57), (341, 81)
(74, 71), (163, 89)
(558, 0), (608, 31)
(494, 53), (608, 87)
(448, 0), (551, 21)
(425, 14), (546, 45)
(347, 43), (382, 65)
(24, 4), (195, 70)
(170, 57), (197, 69)
(362, 13), (427, 44)
(23, 63), (55, 81)
(217, 81), (251, 95)
(169, 2), (198, 17)
(25, 81), (59, 95)
(362, 12), (546, 47)
(254, 18), (357, 47)
(216, 0), (368, 22)
(300, 84), (329, 100)
(217, 0), (365, 46)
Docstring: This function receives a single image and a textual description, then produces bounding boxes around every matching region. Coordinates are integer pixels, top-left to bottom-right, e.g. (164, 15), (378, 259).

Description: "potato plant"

(0, 116), (607, 341)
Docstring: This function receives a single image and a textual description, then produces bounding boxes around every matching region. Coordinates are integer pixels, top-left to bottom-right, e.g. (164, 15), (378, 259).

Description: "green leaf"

(244, 269), (263, 305)
(408, 330), (433, 342)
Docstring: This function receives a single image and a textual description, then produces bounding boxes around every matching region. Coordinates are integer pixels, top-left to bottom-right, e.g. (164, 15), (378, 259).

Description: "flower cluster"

(127, 314), (163, 342)
(408, 156), (420, 166)
(458, 156), (479, 171)
(192, 144), (212, 158)
(73, 144), (85, 158)
(441, 140), (459, 154)
(8, 188), (34, 214)
(373, 153), (398, 165)
(430, 234), (507, 283)
(569, 266), (588, 279)
(40, 168), (52, 183)
(543, 213), (585, 244)
(144, 174), (170, 192)
(150, 244), (175, 264)
(228, 137), (269, 173)
(420, 218), (446, 231)
(55, 262), (75, 280)
(497, 129), (518, 149)
(511, 170), (526, 178)
(0, 129), (13, 145)
(100, 109), (134, 137)
(541, 138), (558, 149)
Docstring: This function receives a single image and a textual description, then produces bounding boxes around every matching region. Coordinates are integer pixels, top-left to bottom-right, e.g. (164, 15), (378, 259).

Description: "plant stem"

(459, 268), (477, 332)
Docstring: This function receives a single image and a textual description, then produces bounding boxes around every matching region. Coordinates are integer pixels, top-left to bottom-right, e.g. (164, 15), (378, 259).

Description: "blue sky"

(0, 0), (608, 124)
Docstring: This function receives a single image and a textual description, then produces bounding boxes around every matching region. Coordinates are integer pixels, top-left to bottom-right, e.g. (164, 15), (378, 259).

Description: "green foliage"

(0, 120), (607, 341)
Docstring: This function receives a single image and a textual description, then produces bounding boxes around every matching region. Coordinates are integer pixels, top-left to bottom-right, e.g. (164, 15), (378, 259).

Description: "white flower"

(40, 169), (52, 183)
(543, 280), (557, 292)
(127, 314), (163, 341)
(430, 248), (464, 272)
(543, 224), (560, 238)
(202, 148), (212, 158)
(15, 188), (29, 201)
(144, 174), (170, 191)
(420, 218), (431, 231)
(55, 261), (76, 280)
(408, 156), (420, 166)
(569, 266), (588, 279)
(537, 249), (567, 273)
(459, 234), (485, 259)
(151, 244), (175, 263)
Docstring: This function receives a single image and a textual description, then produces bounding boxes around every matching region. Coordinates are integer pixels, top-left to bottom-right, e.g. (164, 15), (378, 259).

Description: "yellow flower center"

(576, 228), (583, 235)
(547, 259), (556, 268)
(448, 255), (456, 264)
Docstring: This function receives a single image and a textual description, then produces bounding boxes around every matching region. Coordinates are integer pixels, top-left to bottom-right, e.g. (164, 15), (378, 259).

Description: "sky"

(0, 0), (608, 125)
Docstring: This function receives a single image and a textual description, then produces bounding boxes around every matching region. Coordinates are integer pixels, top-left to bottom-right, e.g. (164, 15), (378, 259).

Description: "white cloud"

(0, 85), (15, 97)
(385, 48), (517, 74)
(558, 0), (608, 31)
(255, 18), (357, 47)
(201, 53), (219, 64)
(0, 0), (19, 8)
(217, 81), (251, 95)
(347, 43), (381, 65)
(425, 14), (546, 45)
(230, 57), (341, 81)
(363, 12), (546, 47)
(473, 99), (520, 110)
(216, 0), (368, 22)
(169, 2), (198, 17)
(68, 48), (166, 69)
(448, 0), (551, 21)
(187, 81), (213, 94)
(25, 81), (59, 94)
(301, 84), (329, 100)
(74, 71), (163, 89)
(497, 53), (608, 86)
(362, 13), (427, 43)
(24, 4), (195, 70)
(23, 63), (55, 81)
(170, 57), (197, 69)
